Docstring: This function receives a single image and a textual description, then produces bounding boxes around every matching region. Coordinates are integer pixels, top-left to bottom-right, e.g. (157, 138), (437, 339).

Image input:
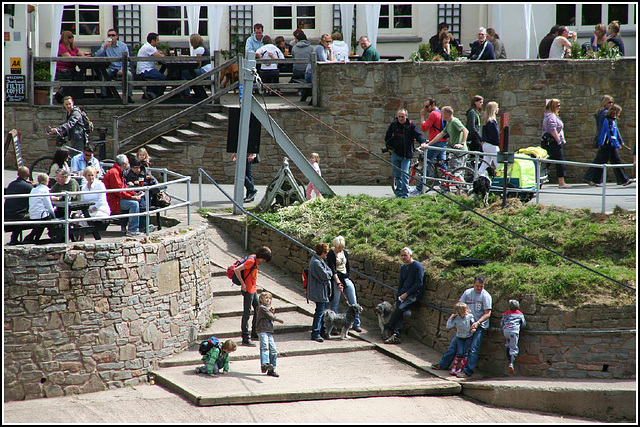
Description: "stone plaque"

(157, 259), (180, 295)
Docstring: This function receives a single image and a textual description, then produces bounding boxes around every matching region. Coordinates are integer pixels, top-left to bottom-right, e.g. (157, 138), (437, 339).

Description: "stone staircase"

(150, 274), (459, 407)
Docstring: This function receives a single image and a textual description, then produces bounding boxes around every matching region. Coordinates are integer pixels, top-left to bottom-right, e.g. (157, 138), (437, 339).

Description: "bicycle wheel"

(451, 167), (476, 195)
(423, 162), (441, 193)
(29, 156), (55, 181)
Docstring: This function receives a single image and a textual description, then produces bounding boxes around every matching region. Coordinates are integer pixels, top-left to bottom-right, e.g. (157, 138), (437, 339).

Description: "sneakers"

(266, 369), (279, 377)
(381, 328), (392, 340)
(242, 339), (256, 347)
(384, 334), (401, 344)
(261, 363), (273, 373)
(312, 336), (324, 342)
(622, 179), (636, 186)
(586, 181), (602, 187)
(195, 366), (202, 374)
(244, 190), (258, 203)
(508, 364), (515, 375)
(126, 230), (143, 237)
(456, 371), (471, 378)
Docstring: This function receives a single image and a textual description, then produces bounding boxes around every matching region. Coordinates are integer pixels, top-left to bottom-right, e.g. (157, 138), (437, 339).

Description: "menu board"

(5, 74), (26, 102)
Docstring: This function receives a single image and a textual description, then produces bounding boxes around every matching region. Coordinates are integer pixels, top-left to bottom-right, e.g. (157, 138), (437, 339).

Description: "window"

(229, 5), (253, 57)
(273, 5), (316, 30)
(556, 4), (634, 28)
(437, 4), (461, 42)
(156, 6), (208, 36)
(62, 5), (100, 36)
(379, 4), (413, 29)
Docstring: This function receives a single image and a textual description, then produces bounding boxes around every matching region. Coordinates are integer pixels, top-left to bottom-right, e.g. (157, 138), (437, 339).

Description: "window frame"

(156, 6), (209, 37)
(272, 4), (317, 33)
(61, 4), (102, 39)
(557, 4), (636, 31)
(377, 4), (414, 32)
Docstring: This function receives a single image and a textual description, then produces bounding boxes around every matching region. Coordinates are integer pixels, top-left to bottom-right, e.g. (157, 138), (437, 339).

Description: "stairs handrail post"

(233, 52), (255, 215)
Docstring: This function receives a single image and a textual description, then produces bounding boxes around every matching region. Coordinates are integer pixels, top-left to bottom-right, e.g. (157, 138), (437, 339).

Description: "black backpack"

(198, 335), (221, 355)
(77, 107), (94, 134)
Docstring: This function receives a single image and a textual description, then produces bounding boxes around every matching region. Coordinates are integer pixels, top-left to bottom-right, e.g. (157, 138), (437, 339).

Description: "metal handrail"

(420, 145), (635, 213)
(4, 167), (190, 243)
(197, 168), (635, 336)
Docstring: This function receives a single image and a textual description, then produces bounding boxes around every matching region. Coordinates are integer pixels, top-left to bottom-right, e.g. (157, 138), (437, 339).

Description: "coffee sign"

(5, 74), (26, 102)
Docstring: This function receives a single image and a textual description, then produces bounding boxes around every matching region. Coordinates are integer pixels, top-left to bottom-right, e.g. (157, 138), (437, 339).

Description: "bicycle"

(423, 152), (476, 196)
(29, 131), (112, 181)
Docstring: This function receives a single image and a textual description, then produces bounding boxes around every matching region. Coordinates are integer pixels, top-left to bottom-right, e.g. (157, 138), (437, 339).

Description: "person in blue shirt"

(94, 28), (134, 103)
(469, 27), (496, 60)
(584, 104), (635, 187)
(70, 143), (103, 179)
(245, 23), (264, 55)
(382, 247), (424, 344)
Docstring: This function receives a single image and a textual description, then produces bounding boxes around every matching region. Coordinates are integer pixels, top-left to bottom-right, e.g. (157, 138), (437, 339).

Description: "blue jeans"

(244, 159), (255, 195)
(392, 152), (411, 198)
(311, 302), (327, 339)
(258, 332), (277, 369)
(241, 291), (259, 340)
(141, 68), (166, 97)
(329, 277), (360, 327)
(384, 294), (418, 337)
(181, 67), (206, 96)
(416, 141), (447, 192)
(454, 335), (473, 358)
(438, 327), (486, 374)
(120, 198), (140, 232)
(102, 68), (134, 97)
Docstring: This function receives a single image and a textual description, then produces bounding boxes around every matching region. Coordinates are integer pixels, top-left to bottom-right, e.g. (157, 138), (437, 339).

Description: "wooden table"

(53, 200), (105, 241)
(79, 60), (122, 100)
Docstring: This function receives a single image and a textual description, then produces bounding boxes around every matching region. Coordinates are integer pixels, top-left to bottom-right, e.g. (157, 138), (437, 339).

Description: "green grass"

(253, 195), (636, 307)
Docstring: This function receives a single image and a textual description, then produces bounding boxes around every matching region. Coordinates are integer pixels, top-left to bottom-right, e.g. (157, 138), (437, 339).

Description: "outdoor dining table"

(52, 200), (105, 241)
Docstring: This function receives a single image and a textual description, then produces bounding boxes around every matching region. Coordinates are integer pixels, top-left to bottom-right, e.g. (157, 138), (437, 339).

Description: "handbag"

(155, 190), (171, 207)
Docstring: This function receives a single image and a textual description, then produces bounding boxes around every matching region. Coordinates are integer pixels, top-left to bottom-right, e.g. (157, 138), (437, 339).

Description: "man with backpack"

(233, 246), (273, 346)
(45, 96), (91, 152)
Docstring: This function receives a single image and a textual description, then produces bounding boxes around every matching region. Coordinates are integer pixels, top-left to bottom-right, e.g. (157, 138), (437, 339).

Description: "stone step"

(210, 264), (226, 277)
(191, 121), (226, 131)
(152, 350), (459, 406)
(176, 129), (206, 139)
(207, 112), (228, 123)
(197, 311), (312, 340)
(158, 331), (376, 368)
(160, 135), (188, 145)
(146, 143), (183, 154)
(211, 294), (298, 318)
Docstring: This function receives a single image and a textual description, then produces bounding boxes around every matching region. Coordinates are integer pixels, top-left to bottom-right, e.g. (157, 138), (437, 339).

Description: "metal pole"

(601, 165), (607, 214)
(113, 116), (119, 158)
(310, 52), (318, 106)
(64, 195), (70, 243)
(199, 169), (202, 211)
(233, 53), (256, 215)
(187, 176), (191, 226)
(535, 158), (541, 204)
(501, 159), (508, 208)
(122, 51), (128, 105)
(213, 50), (221, 104)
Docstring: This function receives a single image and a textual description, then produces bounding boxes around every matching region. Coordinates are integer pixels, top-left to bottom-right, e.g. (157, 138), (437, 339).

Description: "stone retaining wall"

(208, 214), (636, 379)
(3, 226), (214, 401)
(4, 58), (635, 185)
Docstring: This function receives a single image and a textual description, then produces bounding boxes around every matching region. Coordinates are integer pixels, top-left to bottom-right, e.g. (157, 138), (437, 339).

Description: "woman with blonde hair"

(479, 101), (500, 176)
(541, 99), (571, 188)
(326, 236), (362, 334)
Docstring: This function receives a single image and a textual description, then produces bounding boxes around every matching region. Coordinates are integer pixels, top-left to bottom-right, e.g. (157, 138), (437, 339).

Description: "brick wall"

(3, 226), (214, 401)
(4, 58), (635, 185)
(208, 214), (636, 379)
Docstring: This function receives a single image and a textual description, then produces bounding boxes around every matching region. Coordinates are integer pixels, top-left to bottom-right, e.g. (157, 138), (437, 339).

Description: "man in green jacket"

(359, 36), (380, 61)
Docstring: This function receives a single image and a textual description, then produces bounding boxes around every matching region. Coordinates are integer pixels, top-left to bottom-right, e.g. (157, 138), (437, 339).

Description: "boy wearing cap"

(501, 299), (526, 374)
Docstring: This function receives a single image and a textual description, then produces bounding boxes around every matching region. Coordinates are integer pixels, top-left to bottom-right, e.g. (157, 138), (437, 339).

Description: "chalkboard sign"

(4, 129), (23, 168)
(5, 74), (26, 102)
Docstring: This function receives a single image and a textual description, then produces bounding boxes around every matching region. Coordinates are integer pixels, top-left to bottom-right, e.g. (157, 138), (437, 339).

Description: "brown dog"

(220, 63), (239, 91)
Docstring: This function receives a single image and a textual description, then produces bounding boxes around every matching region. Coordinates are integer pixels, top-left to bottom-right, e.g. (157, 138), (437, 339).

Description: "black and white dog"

(323, 304), (363, 339)
(374, 301), (394, 337)
(471, 175), (492, 207)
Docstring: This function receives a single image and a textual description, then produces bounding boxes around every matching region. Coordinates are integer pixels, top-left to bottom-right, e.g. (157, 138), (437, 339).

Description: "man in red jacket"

(103, 154), (147, 236)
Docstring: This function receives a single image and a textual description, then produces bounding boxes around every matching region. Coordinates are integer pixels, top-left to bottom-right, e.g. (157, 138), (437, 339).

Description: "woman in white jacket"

(80, 166), (110, 228)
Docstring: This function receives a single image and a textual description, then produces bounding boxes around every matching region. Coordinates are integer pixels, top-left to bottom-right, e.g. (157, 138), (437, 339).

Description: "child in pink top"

(306, 152), (323, 200)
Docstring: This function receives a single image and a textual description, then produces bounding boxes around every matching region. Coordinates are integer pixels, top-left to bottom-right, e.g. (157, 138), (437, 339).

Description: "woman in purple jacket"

(540, 99), (572, 188)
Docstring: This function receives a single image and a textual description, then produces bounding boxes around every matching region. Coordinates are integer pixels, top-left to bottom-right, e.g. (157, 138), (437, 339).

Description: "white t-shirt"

(459, 288), (492, 329)
(194, 46), (212, 73)
(137, 42), (158, 74)
(548, 36), (567, 59)
(331, 40), (350, 62)
(255, 44), (284, 70)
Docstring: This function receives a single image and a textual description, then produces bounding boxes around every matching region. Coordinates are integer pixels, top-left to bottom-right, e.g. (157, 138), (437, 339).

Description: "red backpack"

(302, 268), (309, 303)
(226, 256), (257, 286)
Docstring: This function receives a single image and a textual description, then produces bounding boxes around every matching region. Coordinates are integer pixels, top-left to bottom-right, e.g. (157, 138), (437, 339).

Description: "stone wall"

(4, 58), (635, 185)
(208, 214), (636, 379)
(3, 226), (214, 401)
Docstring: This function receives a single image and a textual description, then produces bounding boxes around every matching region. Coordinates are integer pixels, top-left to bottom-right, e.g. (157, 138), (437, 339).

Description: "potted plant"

(34, 61), (51, 105)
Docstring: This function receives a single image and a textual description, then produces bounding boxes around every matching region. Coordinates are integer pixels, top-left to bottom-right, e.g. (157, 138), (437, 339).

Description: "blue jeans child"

(258, 332), (278, 370)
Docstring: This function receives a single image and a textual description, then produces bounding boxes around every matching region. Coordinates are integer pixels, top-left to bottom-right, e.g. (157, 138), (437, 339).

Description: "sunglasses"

(108, 34), (117, 37)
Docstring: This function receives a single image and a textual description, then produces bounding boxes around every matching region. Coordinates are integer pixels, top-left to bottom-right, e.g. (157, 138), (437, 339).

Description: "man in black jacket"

(4, 166), (34, 245)
(385, 108), (426, 198)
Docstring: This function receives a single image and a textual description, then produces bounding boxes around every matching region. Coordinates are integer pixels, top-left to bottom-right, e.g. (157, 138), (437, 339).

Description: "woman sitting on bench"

(24, 173), (57, 244)
(79, 166), (110, 233)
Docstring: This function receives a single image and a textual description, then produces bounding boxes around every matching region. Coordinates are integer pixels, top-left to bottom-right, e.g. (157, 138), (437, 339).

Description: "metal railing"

(4, 166), (191, 244)
(420, 145), (635, 213)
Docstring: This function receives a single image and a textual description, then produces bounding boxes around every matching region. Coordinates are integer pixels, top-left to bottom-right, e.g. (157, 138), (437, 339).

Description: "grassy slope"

(255, 195), (636, 307)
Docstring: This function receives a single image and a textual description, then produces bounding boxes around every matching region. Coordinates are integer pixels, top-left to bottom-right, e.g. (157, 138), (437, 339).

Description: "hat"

(83, 143), (95, 152)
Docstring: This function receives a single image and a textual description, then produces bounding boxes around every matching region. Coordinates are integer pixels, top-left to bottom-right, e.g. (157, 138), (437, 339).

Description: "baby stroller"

(491, 153), (544, 202)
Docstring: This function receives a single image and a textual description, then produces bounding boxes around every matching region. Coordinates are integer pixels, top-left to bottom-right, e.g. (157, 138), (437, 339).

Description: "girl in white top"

(29, 173), (56, 220)
(548, 27), (576, 59)
(306, 152), (323, 200)
(80, 165), (110, 227)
